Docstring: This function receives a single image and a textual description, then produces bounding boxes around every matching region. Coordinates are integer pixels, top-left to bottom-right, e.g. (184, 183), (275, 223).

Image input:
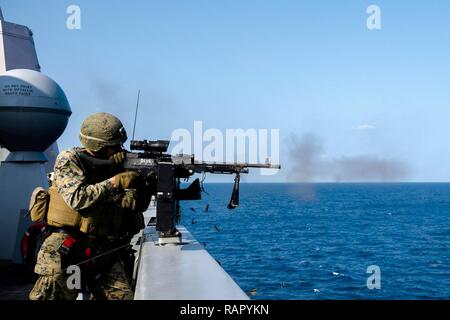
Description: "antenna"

(132, 89), (140, 140)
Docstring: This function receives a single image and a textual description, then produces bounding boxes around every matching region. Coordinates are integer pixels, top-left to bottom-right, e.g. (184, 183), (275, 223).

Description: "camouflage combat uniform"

(29, 149), (136, 300)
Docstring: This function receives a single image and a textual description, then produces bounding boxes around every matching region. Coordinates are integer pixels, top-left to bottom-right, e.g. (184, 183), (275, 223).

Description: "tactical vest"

(46, 148), (140, 238)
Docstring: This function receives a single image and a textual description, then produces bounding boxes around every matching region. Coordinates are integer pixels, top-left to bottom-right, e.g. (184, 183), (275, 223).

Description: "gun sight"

(130, 140), (170, 153)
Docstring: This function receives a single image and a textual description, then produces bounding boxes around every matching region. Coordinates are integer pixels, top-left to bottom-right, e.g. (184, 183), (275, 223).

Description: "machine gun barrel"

(189, 161), (281, 174)
(181, 161), (280, 214)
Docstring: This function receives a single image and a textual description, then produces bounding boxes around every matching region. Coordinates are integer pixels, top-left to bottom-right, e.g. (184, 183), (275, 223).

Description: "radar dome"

(0, 69), (71, 161)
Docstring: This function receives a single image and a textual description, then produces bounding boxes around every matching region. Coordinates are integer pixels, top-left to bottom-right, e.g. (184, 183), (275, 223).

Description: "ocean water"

(180, 183), (450, 299)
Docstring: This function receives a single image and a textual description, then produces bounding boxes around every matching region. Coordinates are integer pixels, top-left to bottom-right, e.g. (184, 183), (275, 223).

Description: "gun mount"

(77, 139), (280, 245)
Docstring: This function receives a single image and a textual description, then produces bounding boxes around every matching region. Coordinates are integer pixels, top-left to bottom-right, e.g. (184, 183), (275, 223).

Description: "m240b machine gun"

(78, 139), (280, 244)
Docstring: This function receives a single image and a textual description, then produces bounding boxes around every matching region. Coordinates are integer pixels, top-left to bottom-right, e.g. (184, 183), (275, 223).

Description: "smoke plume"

(287, 133), (411, 182)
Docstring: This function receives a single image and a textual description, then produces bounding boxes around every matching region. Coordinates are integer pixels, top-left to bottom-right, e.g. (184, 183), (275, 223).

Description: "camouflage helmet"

(79, 112), (127, 152)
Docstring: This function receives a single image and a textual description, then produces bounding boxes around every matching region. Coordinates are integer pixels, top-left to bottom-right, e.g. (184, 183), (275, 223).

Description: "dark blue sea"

(180, 183), (450, 299)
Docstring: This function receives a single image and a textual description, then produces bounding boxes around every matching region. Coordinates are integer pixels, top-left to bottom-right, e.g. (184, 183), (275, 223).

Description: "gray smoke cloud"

(287, 133), (411, 182)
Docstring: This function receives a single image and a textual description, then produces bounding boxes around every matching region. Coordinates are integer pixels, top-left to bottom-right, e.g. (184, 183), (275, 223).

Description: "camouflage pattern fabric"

(29, 233), (133, 300)
(29, 273), (80, 300)
(53, 149), (115, 210)
(29, 148), (134, 300)
(88, 261), (134, 300)
(79, 112), (127, 152)
(29, 232), (79, 300)
(33, 232), (66, 276)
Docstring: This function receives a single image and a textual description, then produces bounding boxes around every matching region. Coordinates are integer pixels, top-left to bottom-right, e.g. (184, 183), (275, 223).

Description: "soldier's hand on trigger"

(120, 189), (138, 210)
(109, 151), (126, 164)
(111, 171), (139, 189)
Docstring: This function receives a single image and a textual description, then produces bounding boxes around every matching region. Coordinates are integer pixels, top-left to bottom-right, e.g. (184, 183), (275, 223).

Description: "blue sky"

(3, 1), (450, 181)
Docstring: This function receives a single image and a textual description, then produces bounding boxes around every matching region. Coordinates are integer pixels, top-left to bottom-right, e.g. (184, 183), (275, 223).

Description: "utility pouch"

(26, 187), (50, 223)
(47, 187), (82, 228)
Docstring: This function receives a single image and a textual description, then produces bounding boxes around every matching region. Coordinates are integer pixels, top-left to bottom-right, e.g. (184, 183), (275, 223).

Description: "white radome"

(0, 69), (71, 157)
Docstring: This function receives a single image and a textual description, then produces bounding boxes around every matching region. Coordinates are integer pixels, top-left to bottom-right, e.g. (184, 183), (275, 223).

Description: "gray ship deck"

(133, 207), (249, 300)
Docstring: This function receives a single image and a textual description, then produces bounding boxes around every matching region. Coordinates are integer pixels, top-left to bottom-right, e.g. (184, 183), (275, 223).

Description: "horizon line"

(194, 181), (450, 184)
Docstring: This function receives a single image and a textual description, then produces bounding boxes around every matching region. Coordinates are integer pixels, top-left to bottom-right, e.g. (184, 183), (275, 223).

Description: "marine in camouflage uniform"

(29, 112), (150, 300)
